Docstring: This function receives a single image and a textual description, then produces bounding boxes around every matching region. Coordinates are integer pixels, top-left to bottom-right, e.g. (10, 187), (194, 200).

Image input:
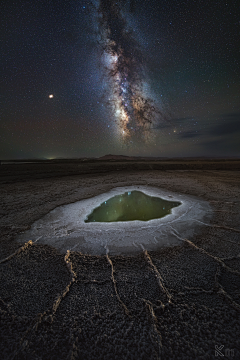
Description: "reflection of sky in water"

(85, 191), (181, 222)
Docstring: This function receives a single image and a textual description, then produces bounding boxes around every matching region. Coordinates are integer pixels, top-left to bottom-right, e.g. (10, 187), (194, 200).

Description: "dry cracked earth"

(0, 160), (240, 360)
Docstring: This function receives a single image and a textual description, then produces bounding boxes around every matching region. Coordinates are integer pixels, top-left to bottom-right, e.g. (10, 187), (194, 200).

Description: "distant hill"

(98, 154), (138, 161)
(1, 155), (239, 163)
(98, 154), (172, 161)
(97, 154), (240, 161)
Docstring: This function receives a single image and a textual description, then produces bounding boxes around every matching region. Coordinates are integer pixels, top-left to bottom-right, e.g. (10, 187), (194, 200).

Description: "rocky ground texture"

(0, 161), (240, 359)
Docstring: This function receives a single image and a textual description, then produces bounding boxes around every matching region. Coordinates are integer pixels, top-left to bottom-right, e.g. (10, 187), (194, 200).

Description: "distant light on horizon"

(46, 156), (56, 160)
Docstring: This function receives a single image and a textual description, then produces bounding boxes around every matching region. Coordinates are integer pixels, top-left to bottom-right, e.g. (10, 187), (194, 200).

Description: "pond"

(85, 191), (181, 222)
(16, 186), (212, 255)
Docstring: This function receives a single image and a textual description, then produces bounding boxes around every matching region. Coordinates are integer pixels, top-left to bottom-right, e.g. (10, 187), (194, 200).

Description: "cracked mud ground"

(0, 161), (240, 359)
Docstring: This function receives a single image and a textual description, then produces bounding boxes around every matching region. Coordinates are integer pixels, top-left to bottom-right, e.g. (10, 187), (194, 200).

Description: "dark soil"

(0, 160), (240, 359)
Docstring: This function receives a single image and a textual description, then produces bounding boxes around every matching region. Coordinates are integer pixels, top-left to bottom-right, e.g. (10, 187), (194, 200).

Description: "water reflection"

(85, 191), (181, 222)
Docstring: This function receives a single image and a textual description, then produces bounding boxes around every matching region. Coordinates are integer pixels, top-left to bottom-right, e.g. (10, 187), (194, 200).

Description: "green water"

(85, 191), (181, 222)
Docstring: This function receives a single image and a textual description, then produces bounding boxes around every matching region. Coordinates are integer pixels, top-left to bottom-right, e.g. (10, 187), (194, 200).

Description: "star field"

(1, 0), (239, 159)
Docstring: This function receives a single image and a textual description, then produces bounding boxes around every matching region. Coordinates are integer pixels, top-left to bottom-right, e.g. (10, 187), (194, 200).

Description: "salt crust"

(17, 186), (212, 255)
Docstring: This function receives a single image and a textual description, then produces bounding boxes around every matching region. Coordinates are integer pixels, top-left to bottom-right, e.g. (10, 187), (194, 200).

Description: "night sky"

(1, 0), (240, 159)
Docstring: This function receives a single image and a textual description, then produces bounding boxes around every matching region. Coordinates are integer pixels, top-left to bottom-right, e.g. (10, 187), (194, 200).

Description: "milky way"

(97, 0), (165, 143)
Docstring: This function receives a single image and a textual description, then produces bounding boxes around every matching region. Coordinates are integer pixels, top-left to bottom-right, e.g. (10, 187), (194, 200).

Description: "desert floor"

(0, 160), (240, 359)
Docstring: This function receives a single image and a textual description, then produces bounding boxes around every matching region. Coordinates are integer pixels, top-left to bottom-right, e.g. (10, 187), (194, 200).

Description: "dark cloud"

(200, 137), (240, 154)
(152, 116), (193, 131)
(198, 113), (240, 156)
(209, 112), (240, 136)
(180, 130), (200, 139)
